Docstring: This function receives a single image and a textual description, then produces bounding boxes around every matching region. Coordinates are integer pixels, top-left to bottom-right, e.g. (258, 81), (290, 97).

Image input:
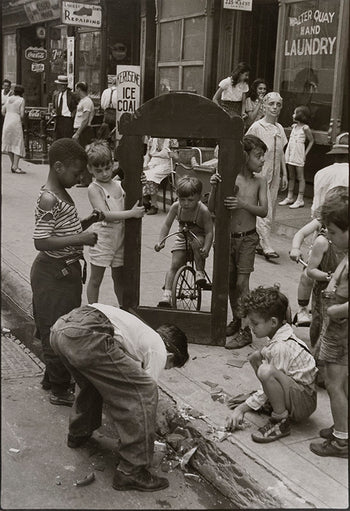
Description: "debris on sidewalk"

(55, 476), (62, 486)
(73, 472), (95, 487)
(8, 448), (20, 453)
(184, 472), (200, 480)
(210, 388), (230, 403)
(226, 357), (247, 368)
(180, 446), (198, 470)
(202, 380), (218, 389)
(1, 327), (11, 334)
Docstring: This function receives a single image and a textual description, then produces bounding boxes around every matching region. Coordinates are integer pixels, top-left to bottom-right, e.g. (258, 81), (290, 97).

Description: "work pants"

(256, 174), (280, 253)
(50, 305), (158, 473)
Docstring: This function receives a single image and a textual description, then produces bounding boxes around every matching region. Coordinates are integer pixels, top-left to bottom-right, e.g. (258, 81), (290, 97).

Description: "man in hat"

(53, 75), (78, 140)
(311, 132), (349, 218)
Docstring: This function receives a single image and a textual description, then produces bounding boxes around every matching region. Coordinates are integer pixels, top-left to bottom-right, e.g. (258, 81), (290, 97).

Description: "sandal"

(11, 168), (26, 174)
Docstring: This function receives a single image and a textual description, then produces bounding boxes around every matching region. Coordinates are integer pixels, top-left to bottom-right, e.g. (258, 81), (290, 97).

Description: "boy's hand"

(224, 196), (243, 210)
(131, 200), (145, 218)
(289, 248), (302, 261)
(79, 232), (98, 246)
(199, 247), (209, 258)
(225, 408), (245, 431)
(140, 171), (147, 186)
(210, 173), (222, 186)
(89, 209), (105, 222)
(280, 175), (288, 191)
(154, 242), (165, 252)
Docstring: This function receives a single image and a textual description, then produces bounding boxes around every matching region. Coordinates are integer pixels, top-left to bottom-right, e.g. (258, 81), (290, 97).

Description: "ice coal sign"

(116, 65), (140, 137)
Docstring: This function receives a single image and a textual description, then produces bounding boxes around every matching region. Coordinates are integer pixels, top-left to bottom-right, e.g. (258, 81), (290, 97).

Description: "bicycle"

(154, 225), (212, 311)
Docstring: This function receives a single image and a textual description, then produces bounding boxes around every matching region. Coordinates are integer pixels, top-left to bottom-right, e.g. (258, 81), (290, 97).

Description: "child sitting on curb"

(208, 135), (268, 349)
(225, 286), (317, 443)
(155, 176), (213, 308)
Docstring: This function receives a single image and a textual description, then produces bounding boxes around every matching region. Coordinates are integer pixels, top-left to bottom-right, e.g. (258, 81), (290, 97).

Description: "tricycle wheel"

(172, 265), (202, 311)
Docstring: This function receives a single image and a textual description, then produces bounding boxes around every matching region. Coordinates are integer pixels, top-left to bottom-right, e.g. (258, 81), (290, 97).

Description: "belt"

(231, 228), (256, 238)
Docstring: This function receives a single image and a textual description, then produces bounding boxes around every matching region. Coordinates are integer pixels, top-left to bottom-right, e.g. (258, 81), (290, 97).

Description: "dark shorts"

(229, 231), (259, 275)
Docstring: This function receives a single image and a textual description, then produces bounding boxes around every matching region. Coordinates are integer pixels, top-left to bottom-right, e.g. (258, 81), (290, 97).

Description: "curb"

(1, 254), (315, 508)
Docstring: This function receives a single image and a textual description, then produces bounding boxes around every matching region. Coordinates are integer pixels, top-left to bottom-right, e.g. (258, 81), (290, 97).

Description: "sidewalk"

(1, 155), (348, 508)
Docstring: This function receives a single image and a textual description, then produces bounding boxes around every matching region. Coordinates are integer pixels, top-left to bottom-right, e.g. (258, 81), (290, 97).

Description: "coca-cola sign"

(25, 47), (48, 62)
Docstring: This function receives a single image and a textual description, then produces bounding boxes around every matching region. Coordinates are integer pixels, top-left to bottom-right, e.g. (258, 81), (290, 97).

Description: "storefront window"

(279, 0), (340, 131)
(77, 29), (101, 105)
(156, 1), (207, 95)
(2, 33), (17, 85)
(47, 25), (67, 104)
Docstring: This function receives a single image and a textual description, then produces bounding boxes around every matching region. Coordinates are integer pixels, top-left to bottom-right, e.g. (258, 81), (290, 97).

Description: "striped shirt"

(246, 324), (317, 411)
(33, 189), (83, 259)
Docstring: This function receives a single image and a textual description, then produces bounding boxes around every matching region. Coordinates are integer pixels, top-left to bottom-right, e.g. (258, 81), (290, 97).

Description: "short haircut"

(3, 79), (11, 86)
(176, 176), (202, 197)
(156, 324), (189, 368)
(243, 134), (267, 154)
(238, 286), (289, 323)
(14, 85), (24, 97)
(76, 81), (88, 93)
(320, 186), (348, 231)
(86, 139), (112, 166)
(294, 105), (310, 124)
(49, 138), (88, 168)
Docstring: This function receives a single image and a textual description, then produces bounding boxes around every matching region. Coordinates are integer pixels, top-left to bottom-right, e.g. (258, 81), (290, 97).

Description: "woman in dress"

(245, 78), (268, 130)
(2, 84), (26, 174)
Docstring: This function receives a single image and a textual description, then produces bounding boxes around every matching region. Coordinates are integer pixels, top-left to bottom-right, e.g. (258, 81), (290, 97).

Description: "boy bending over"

(226, 286), (317, 443)
(209, 135), (268, 348)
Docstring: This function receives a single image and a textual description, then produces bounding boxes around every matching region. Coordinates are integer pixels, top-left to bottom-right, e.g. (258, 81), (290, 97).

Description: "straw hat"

(327, 132), (349, 155)
(54, 75), (68, 85)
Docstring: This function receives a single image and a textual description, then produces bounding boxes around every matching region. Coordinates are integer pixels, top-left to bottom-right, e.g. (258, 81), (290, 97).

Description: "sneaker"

(310, 437), (348, 458)
(195, 270), (206, 285)
(147, 206), (158, 215)
(113, 467), (169, 492)
(294, 307), (311, 327)
(67, 433), (92, 448)
(319, 425), (334, 439)
(49, 390), (75, 407)
(289, 199), (304, 209)
(251, 417), (291, 443)
(225, 326), (252, 349)
(279, 197), (294, 206)
(226, 317), (242, 337)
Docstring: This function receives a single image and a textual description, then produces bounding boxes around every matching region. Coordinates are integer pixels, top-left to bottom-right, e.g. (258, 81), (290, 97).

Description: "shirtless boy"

(209, 135), (268, 348)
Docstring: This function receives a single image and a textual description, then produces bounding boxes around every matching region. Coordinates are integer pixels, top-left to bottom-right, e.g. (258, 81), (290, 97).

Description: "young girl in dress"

(245, 78), (268, 130)
(213, 62), (250, 118)
(279, 106), (314, 209)
(86, 140), (145, 306)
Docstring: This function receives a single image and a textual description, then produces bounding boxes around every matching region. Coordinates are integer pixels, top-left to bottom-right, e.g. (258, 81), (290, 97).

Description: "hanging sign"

(25, 47), (48, 62)
(62, 2), (102, 28)
(67, 36), (75, 90)
(116, 65), (141, 139)
(31, 63), (45, 73)
(223, 0), (252, 11)
(24, 0), (61, 24)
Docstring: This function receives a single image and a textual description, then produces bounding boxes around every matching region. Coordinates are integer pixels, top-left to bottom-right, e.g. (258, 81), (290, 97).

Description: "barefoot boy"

(226, 286), (317, 443)
(208, 134), (268, 348)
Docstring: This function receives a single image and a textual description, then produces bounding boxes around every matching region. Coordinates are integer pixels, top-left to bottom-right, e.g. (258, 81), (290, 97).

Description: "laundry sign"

(62, 2), (102, 28)
(223, 0), (252, 11)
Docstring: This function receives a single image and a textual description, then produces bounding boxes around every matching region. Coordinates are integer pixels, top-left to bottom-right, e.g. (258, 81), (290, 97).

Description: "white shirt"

(58, 90), (71, 117)
(100, 86), (117, 110)
(90, 304), (167, 382)
(245, 324), (317, 411)
(311, 162), (349, 218)
(73, 96), (95, 128)
(1, 89), (12, 108)
(218, 77), (249, 101)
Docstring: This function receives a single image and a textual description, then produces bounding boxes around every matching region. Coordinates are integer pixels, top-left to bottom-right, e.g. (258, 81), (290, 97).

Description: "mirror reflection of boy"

(209, 135), (268, 349)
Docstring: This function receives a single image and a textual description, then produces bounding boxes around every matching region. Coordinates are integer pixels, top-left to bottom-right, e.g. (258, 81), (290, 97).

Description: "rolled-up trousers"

(50, 305), (158, 473)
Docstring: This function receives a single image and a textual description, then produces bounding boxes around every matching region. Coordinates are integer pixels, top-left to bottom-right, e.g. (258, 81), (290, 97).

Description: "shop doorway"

(19, 25), (46, 106)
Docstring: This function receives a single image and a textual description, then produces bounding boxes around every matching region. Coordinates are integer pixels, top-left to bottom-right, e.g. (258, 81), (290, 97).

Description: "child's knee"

(257, 363), (274, 381)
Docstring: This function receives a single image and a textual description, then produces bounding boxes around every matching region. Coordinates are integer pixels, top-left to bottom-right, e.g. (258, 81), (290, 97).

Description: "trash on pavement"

(180, 446), (198, 470)
(73, 472), (95, 487)
(55, 476), (62, 486)
(9, 448), (20, 453)
(1, 327), (11, 334)
(184, 473), (200, 480)
(161, 459), (180, 472)
(210, 389), (227, 403)
(226, 358), (247, 368)
(202, 380), (219, 388)
(154, 440), (167, 452)
(64, 465), (76, 472)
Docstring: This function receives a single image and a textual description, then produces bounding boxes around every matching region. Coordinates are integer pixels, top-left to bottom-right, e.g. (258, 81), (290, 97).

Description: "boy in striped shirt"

(30, 138), (103, 407)
(226, 286), (317, 442)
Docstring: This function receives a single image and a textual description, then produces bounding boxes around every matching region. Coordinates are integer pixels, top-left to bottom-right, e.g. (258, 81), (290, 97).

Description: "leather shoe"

(49, 390), (75, 407)
(67, 433), (92, 448)
(113, 467), (169, 492)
